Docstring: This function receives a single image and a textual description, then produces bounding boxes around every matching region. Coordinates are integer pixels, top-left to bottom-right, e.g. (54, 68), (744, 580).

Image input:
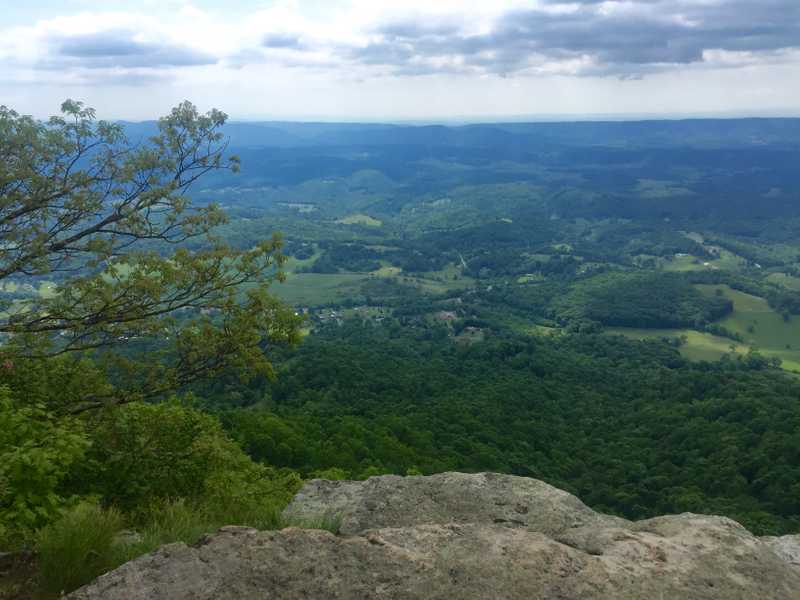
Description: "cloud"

(262, 33), (306, 50)
(322, 0), (800, 77)
(51, 29), (216, 69)
(1, 0), (798, 103)
(0, 10), (220, 88)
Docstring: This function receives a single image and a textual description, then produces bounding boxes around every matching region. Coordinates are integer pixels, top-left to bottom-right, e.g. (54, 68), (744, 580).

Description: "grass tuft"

(31, 498), (339, 597)
(36, 502), (124, 596)
(281, 511), (342, 535)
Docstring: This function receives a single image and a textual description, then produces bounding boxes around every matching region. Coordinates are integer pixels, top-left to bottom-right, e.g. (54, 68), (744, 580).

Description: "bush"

(77, 401), (302, 516)
(36, 502), (124, 595)
(0, 387), (88, 538)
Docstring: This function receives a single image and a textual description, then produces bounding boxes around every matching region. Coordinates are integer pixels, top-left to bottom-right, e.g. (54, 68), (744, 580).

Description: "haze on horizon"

(1, 0), (799, 122)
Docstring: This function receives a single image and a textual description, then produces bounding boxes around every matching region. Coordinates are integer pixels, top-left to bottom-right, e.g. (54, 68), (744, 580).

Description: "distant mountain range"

(121, 117), (800, 150)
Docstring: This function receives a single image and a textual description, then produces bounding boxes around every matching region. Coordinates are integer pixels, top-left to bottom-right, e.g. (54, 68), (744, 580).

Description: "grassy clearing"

(607, 328), (748, 362)
(661, 249), (744, 273)
(662, 255), (707, 272)
(373, 265), (402, 277)
(37, 282), (58, 299)
(272, 262), (474, 306)
(636, 179), (695, 199)
(611, 285), (800, 372)
(397, 263), (474, 295)
(0, 281), (58, 320)
(695, 284), (800, 372)
(283, 247), (323, 272)
(336, 214), (382, 227)
(517, 274), (546, 284)
(524, 324), (562, 337)
(684, 232), (705, 244)
(708, 248), (746, 271)
(0, 280), (56, 297)
(767, 272), (800, 291)
(271, 272), (368, 305)
(272, 248), (365, 305)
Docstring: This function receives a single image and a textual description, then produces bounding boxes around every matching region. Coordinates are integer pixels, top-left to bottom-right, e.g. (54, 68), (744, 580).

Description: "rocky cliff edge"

(70, 472), (800, 599)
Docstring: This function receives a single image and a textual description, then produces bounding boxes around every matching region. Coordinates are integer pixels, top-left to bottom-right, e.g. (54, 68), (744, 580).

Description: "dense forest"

(199, 322), (800, 535)
(552, 272), (733, 328)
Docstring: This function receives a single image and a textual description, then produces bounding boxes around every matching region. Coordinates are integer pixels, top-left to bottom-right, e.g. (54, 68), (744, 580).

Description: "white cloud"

(1, 0), (798, 119)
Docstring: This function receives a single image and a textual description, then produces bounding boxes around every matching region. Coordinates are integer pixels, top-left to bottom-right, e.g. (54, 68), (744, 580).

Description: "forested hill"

(118, 117), (800, 225)
(199, 321), (800, 537)
(122, 118), (800, 149)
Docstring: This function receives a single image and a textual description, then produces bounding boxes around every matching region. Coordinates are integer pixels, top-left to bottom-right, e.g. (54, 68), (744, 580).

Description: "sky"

(1, 0), (799, 122)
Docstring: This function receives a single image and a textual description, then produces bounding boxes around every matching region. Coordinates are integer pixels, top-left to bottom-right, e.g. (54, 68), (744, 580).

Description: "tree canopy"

(0, 100), (301, 412)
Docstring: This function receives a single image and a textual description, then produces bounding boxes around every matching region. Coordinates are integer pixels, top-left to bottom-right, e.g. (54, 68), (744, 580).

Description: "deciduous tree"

(0, 100), (301, 412)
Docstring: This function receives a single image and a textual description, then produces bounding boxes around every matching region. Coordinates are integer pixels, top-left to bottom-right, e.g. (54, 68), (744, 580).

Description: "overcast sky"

(2, 0), (799, 121)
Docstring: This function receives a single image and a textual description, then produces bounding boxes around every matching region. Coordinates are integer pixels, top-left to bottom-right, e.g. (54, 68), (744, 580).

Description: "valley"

(4, 111), (800, 598)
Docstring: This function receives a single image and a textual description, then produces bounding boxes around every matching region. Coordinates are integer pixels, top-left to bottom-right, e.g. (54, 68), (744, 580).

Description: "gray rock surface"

(283, 472), (628, 536)
(763, 534), (800, 567)
(70, 472), (800, 600)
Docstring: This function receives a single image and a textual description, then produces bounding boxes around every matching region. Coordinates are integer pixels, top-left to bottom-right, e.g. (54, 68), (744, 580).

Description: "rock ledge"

(70, 472), (800, 599)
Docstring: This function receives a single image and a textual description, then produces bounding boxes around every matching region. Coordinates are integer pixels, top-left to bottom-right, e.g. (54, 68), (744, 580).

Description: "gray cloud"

(51, 29), (216, 69)
(262, 33), (305, 50)
(340, 0), (800, 77)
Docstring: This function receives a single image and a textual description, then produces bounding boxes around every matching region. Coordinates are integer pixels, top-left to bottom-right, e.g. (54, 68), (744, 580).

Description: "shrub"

(0, 387), (88, 538)
(77, 401), (302, 517)
(36, 502), (124, 595)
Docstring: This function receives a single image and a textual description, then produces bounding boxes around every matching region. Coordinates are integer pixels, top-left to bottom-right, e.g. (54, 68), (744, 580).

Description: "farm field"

(270, 272), (368, 305)
(270, 261), (475, 306)
(662, 255), (707, 272)
(336, 214), (383, 227)
(708, 248), (747, 271)
(767, 272), (800, 291)
(696, 284), (800, 371)
(662, 248), (744, 273)
(607, 327), (749, 363)
(407, 263), (475, 294)
(611, 285), (800, 373)
(0, 280), (58, 319)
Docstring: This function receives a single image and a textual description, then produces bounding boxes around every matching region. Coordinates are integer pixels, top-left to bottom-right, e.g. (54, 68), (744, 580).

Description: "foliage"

(36, 502), (124, 596)
(0, 386), (88, 538)
(553, 272), (733, 328)
(35, 494), (338, 597)
(75, 401), (301, 516)
(0, 100), (301, 411)
(205, 322), (800, 535)
(300, 243), (382, 273)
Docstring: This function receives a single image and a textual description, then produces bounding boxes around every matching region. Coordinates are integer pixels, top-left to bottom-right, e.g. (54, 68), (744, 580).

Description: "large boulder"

(282, 472), (628, 536)
(70, 473), (800, 599)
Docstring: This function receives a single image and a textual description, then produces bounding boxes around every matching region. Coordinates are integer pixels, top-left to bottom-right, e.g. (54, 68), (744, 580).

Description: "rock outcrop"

(70, 472), (800, 599)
